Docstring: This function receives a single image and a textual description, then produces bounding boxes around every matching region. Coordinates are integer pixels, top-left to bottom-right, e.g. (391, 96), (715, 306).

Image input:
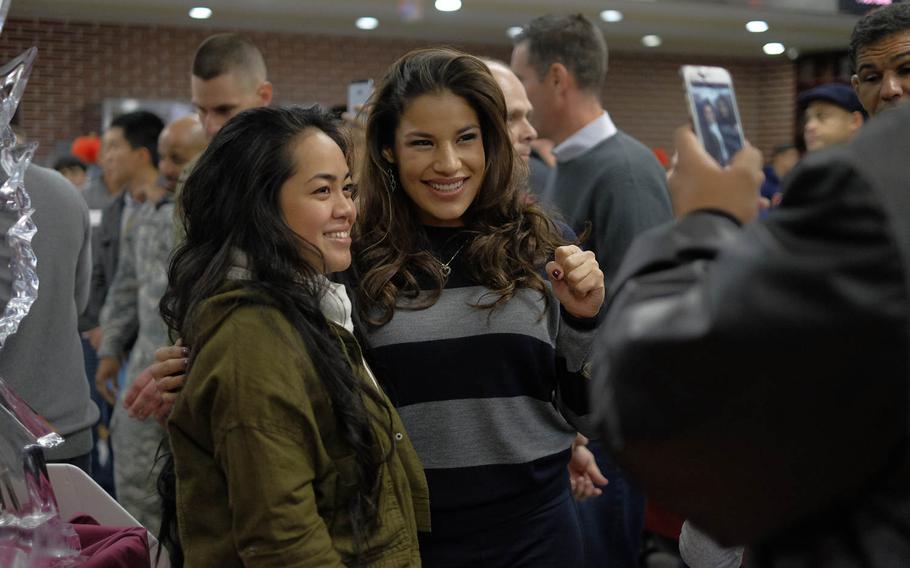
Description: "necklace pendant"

(441, 265), (452, 278)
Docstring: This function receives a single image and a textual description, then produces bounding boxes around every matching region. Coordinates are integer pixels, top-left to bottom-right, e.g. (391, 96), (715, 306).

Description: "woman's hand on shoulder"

(546, 245), (605, 319)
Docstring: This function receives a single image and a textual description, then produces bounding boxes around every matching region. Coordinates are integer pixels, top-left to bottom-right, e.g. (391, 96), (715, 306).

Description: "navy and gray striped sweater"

(365, 225), (597, 536)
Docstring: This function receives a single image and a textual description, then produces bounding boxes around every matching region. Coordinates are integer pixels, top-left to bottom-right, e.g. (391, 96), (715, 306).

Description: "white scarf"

(228, 251), (353, 333)
(318, 279), (355, 334)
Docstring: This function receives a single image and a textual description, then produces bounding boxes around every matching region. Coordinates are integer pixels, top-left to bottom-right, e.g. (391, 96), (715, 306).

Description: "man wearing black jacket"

(592, 99), (910, 566)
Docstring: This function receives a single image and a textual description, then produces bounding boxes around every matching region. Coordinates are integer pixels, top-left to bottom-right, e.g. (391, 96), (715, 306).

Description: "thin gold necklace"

(439, 241), (467, 279)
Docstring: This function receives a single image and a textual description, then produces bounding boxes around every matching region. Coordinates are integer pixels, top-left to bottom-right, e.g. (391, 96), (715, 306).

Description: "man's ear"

(851, 74), (860, 94)
(548, 62), (573, 94)
(258, 81), (274, 106)
(136, 146), (154, 168)
(850, 111), (865, 132)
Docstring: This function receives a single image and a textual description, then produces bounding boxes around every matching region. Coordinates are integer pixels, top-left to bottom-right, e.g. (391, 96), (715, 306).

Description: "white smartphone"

(680, 65), (745, 167)
(347, 79), (374, 116)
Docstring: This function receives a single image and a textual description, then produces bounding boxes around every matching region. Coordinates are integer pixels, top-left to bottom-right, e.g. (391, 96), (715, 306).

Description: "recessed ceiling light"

(356, 17), (379, 30)
(435, 0), (462, 12)
(600, 10), (623, 23)
(188, 6), (212, 20)
(787, 47), (800, 60)
(506, 26), (524, 39)
(746, 20), (769, 33)
(642, 35), (662, 48)
(763, 42), (785, 55)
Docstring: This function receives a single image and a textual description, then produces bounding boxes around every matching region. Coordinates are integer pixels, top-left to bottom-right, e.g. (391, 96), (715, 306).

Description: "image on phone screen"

(689, 81), (744, 167)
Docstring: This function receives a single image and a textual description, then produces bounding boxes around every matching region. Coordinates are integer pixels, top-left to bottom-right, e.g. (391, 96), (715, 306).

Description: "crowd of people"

(3, 2), (908, 567)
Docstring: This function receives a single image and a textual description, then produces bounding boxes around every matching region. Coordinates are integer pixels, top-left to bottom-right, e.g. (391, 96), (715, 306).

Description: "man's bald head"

(158, 115), (206, 191)
(482, 58), (537, 162)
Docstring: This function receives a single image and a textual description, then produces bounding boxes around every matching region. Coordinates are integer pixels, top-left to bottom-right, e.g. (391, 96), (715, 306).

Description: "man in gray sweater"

(0, 164), (98, 472)
(512, 13), (672, 568)
(511, 14), (671, 286)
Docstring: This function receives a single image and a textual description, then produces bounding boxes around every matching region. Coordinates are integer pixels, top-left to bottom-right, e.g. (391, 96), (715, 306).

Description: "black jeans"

(418, 489), (584, 567)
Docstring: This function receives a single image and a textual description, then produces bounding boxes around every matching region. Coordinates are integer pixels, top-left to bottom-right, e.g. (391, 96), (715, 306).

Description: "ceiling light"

(506, 26), (523, 39)
(188, 6), (212, 20)
(435, 0), (462, 12)
(356, 17), (379, 30)
(600, 10), (623, 23)
(763, 42), (785, 55)
(787, 47), (801, 60)
(642, 35), (662, 48)
(746, 20), (769, 33)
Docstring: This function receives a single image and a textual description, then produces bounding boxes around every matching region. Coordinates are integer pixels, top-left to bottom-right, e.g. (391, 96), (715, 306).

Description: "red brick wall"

(605, 52), (797, 157)
(0, 18), (795, 164)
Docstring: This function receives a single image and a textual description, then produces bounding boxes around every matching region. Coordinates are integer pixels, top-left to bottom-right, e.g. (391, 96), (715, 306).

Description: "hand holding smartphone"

(680, 65), (745, 167)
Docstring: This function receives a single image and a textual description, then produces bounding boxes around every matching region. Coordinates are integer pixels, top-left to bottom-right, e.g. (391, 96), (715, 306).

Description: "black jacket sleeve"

(591, 133), (909, 550)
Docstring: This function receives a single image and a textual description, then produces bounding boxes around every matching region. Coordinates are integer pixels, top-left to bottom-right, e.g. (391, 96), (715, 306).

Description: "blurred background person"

(760, 144), (800, 206)
(52, 155), (88, 190)
(95, 115), (201, 530)
(89, 109), (163, 507)
(800, 82), (866, 152)
(483, 56), (607, 502)
(512, 14), (671, 567)
(0, 160), (97, 472)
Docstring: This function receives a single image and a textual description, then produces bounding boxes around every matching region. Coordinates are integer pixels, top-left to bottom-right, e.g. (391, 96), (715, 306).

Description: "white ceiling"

(8, 0), (863, 57)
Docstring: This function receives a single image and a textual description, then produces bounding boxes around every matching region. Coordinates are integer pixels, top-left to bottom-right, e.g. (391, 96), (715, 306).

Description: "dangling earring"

(385, 167), (397, 193)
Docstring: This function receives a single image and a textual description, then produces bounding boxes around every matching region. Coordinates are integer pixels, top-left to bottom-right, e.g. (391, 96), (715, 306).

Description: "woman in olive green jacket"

(158, 106), (429, 567)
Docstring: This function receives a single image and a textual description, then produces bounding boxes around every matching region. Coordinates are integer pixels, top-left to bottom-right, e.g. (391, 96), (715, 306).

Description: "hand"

(568, 434), (608, 501)
(150, 340), (190, 416)
(122, 366), (164, 421)
(83, 326), (103, 351)
(546, 245), (605, 319)
(668, 126), (765, 224)
(95, 356), (121, 406)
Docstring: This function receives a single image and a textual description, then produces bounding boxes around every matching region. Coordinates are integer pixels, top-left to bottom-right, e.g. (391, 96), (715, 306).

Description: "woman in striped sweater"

(353, 47), (605, 566)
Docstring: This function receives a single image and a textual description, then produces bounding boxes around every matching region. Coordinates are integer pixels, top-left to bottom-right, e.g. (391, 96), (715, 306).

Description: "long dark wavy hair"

(157, 105), (392, 565)
(354, 47), (567, 327)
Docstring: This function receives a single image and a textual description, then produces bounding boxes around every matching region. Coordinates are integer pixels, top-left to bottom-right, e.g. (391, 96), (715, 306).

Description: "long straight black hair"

(158, 105), (391, 566)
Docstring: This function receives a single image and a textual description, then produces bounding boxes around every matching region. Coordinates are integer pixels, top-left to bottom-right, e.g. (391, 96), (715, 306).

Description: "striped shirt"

(365, 225), (596, 536)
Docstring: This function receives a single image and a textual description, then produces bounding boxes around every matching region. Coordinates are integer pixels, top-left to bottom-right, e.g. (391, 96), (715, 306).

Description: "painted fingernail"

(552, 269), (562, 279)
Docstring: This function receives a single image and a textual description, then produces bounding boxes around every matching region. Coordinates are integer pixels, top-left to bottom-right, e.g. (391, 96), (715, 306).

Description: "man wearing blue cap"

(799, 82), (865, 152)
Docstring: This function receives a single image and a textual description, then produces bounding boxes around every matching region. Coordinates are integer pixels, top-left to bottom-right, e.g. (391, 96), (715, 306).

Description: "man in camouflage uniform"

(96, 115), (205, 529)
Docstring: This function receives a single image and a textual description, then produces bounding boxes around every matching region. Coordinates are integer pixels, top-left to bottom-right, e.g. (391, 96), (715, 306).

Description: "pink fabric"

(70, 514), (150, 568)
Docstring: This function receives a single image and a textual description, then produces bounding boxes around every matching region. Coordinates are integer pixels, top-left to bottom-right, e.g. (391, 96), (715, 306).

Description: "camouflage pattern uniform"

(98, 195), (175, 530)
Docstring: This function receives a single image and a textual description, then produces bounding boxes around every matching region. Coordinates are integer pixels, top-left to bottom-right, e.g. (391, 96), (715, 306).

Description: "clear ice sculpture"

(0, 8), (86, 565)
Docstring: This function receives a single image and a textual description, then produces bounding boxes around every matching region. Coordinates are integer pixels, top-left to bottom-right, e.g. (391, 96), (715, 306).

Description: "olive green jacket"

(168, 284), (430, 567)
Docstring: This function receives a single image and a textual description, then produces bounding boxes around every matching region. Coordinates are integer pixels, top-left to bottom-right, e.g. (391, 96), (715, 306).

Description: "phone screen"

(688, 81), (744, 167)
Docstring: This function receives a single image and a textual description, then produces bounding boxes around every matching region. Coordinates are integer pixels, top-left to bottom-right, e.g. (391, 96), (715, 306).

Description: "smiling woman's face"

(389, 90), (486, 227)
(279, 128), (356, 273)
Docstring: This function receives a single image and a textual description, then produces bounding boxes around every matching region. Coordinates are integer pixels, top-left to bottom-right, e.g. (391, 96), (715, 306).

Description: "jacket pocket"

(361, 463), (412, 565)
(332, 457), (413, 565)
